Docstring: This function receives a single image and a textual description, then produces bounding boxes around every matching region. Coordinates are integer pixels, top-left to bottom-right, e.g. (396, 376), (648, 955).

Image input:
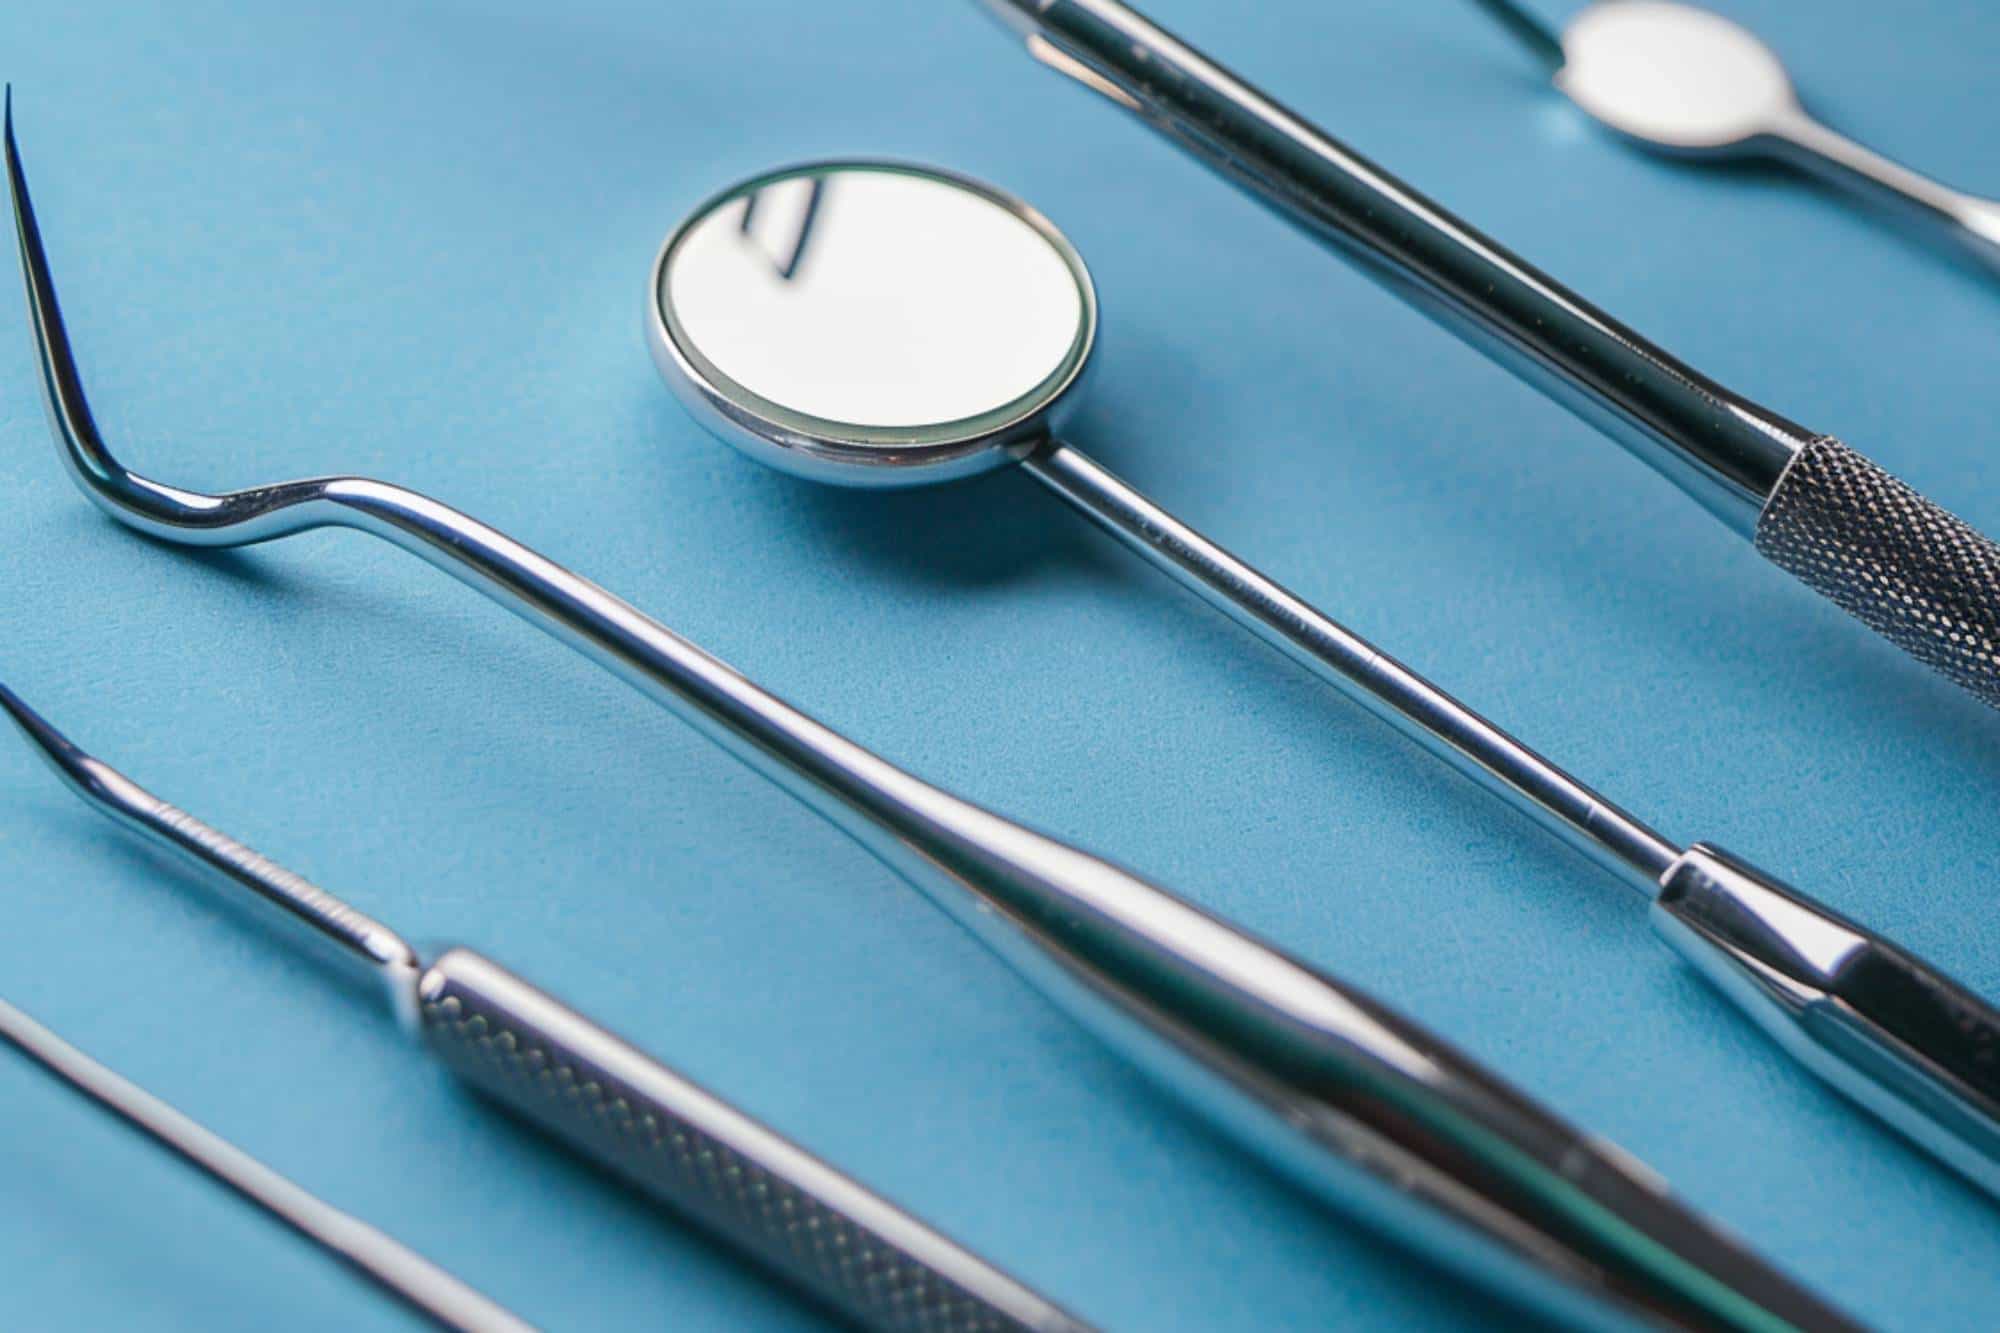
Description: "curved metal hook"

(4, 96), (694, 674)
(5, 92), (342, 545)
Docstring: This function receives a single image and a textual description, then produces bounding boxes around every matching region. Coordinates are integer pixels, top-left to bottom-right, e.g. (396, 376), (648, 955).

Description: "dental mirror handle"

(0, 997), (537, 1333)
(979, 0), (2000, 709)
(1024, 437), (2000, 1200)
(0, 687), (1092, 1333)
(1764, 108), (2000, 271)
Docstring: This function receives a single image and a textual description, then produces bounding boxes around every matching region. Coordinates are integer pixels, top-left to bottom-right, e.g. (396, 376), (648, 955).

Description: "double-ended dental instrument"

(976, 0), (2000, 708)
(0, 682), (1090, 1333)
(6, 116), (1855, 1333)
(1484, 1), (2000, 272)
(0, 988), (534, 1333)
(645, 160), (2000, 1204)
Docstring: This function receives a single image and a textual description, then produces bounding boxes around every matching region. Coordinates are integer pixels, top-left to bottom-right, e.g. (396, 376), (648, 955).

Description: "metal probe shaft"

(1024, 441), (1681, 895)
(0, 683), (1093, 1333)
(0, 995), (536, 1333)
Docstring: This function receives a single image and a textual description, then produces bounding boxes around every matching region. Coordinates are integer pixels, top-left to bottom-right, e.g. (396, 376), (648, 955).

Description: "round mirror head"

(1558, 2), (1796, 152)
(649, 162), (1098, 488)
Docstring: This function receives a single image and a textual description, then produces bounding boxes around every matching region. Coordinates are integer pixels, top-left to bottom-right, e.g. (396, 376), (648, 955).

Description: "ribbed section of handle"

(1755, 438), (2000, 706)
(417, 951), (1089, 1333)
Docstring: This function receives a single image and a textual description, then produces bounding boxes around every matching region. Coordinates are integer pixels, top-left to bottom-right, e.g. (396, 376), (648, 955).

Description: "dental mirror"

(1557, 2), (1794, 152)
(650, 162), (1095, 486)
(1550, 2), (2000, 268)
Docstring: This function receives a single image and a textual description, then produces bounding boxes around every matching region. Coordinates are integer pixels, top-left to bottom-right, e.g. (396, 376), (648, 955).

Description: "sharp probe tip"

(0, 679), (103, 790)
(0, 679), (57, 746)
(0, 679), (155, 848)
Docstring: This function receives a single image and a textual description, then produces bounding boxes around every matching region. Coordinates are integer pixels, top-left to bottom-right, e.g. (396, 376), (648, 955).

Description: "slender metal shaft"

(976, 0), (1814, 535)
(0, 684), (423, 1021)
(1023, 442), (1680, 894)
(0, 997), (536, 1333)
(1766, 107), (2000, 272)
(1464, 0), (1566, 73)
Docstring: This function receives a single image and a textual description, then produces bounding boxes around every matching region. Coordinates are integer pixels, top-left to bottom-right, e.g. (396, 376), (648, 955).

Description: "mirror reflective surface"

(655, 164), (1094, 455)
(1560, 2), (1796, 150)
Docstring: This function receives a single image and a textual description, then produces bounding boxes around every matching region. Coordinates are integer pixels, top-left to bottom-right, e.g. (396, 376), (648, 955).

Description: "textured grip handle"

(416, 950), (1089, 1333)
(1654, 846), (2000, 1198)
(1755, 438), (2000, 707)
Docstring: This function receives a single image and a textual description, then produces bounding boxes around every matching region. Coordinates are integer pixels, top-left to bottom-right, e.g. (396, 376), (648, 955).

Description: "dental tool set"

(3, 2), (1995, 1328)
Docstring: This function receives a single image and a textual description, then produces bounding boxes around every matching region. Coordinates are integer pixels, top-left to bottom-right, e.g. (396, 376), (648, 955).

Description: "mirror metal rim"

(647, 159), (1100, 489)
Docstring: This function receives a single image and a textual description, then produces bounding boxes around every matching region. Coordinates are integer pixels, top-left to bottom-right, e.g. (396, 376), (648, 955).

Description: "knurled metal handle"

(1756, 438), (2000, 707)
(415, 950), (1090, 1333)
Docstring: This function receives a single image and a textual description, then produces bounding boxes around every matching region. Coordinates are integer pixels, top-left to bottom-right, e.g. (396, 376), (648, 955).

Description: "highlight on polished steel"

(6, 119), (1856, 1333)
(1489, 1), (2000, 272)
(0, 681), (1091, 1333)
(0, 990), (535, 1333)
(648, 161), (2000, 1207)
(974, 0), (2000, 710)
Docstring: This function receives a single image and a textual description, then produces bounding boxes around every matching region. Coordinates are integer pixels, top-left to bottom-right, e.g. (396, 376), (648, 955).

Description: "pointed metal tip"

(4, 85), (22, 202)
(0, 679), (102, 791)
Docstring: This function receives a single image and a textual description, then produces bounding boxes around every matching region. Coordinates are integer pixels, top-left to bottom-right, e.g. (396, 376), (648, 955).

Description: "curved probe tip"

(0, 679), (125, 817)
(4, 89), (122, 518)
(6, 111), (324, 546)
(0, 679), (88, 768)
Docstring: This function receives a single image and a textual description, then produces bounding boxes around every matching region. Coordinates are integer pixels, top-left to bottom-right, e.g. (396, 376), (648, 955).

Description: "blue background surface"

(1, 1), (1996, 1328)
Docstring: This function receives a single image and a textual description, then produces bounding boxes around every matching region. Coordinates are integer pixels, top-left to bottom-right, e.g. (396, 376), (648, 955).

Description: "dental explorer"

(0, 993), (535, 1333)
(648, 160), (2000, 1205)
(0, 678), (1092, 1333)
(4, 114), (1857, 1333)
(974, 0), (2000, 709)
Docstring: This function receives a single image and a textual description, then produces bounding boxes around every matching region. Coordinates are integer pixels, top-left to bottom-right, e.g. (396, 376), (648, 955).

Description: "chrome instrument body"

(973, 0), (2000, 709)
(6, 124), (1857, 1333)
(647, 161), (2000, 1211)
(0, 681), (1090, 1333)
(1550, 3), (2000, 272)
(0, 992), (536, 1333)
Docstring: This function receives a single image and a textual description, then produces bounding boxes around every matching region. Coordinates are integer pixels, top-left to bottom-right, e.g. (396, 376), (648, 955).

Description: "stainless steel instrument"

(974, 0), (2000, 710)
(1488, 1), (2000, 272)
(646, 161), (2000, 1208)
(6, 113), (1860, 1333)
(0, 678), (1090, 1333)
(0, 989), (535, 1333)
